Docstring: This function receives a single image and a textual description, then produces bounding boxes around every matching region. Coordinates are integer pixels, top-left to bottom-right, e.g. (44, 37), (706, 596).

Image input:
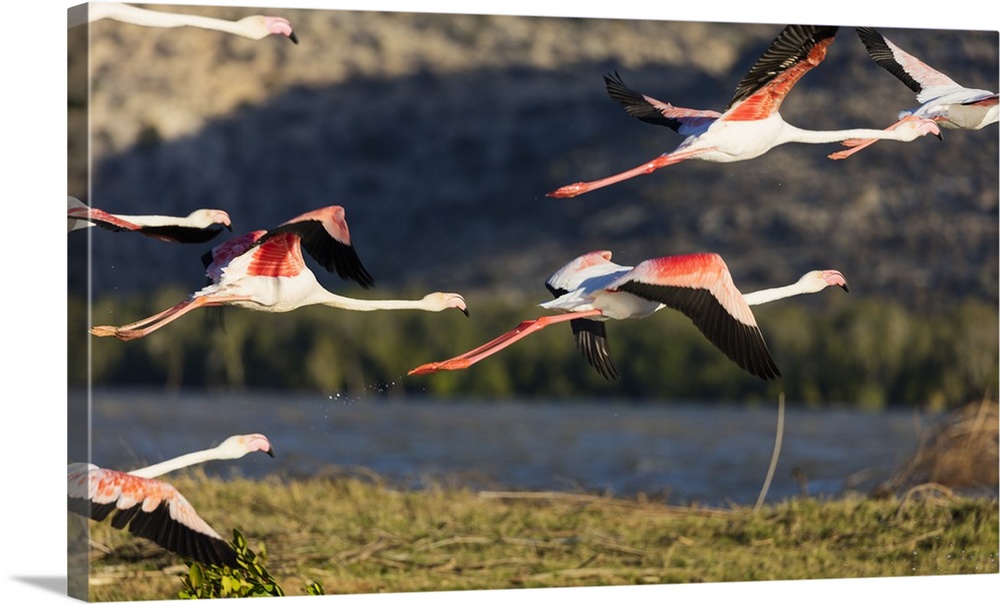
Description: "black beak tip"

(266, 447), (276, 458)
(841, 284), (850, 293)
(288, 31), (299, 44)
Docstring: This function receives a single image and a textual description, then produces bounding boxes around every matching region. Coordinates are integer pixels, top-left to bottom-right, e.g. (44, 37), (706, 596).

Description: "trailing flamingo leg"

(546, 149), (707, 198)
(90, 295), (252, 341)
(408, 310), (603, 375)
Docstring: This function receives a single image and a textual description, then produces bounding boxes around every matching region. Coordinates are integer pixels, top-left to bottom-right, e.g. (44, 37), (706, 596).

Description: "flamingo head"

(899, 116), (943, 141)
(423, 292), (469, 317)
(189, 208), (233, 230)
(800, 269), (849, 293)
(219, 433), (276, 459)
(239, 15), (298, 43)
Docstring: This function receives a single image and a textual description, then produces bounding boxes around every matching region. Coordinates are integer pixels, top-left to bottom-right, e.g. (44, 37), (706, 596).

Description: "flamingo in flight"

(547, 24), (942, 198)
(73, 2), (298, 43)
(90, 205), (468, 341)
(68, 196), (232, 244)
(68, 433), (274, 567)
(828, 27), (998, 160)
(408, 250), (849, 381)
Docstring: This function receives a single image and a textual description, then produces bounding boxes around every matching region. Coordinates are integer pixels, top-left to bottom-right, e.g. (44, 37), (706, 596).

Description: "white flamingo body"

(68, 434), (274, 566)
(830, 27), (997, 159)
(68, 196), (232, 243)
(77, 3), (298, 43)
(90, 206), (467, 341)
(409, 251), (848, 381)
(548, 25), (942, 198)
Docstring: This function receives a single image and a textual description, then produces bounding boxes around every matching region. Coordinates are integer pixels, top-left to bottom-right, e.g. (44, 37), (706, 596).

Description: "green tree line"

(70, 288), (997, 410)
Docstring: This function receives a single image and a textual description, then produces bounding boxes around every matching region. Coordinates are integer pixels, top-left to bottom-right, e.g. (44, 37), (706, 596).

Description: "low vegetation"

(75, 398), (999, 600)
(74, 292), (997, 409)
(77, 479), (999, 600)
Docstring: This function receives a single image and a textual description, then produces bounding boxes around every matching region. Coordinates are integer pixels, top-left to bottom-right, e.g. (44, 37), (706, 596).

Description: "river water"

(74, 389), (932, 507)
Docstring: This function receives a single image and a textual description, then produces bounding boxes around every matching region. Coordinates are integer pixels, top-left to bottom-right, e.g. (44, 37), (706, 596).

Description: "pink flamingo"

(76, 3), (298, 43)
(828, 27), (997, 160)
(68, 196), (232, 244)
(68, 434), (274, 566)
(408, 250), (848, 381)
(90, 205), (468, 341)
(547, 24), (941, 198)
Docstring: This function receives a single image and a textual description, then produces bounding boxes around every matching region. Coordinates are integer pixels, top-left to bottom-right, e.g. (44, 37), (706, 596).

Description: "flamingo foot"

(89, 325), (120, 338)
(407, 358), (473, 375)
(546, 182), (590, 198)
(90, 325), (147, 341)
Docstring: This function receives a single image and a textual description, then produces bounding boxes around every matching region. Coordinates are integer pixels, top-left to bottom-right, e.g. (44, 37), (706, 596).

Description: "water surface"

(76, 389), (928, 506)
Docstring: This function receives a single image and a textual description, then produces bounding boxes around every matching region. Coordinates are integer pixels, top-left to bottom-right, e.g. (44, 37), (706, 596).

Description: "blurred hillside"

(68, 6), (998, 314)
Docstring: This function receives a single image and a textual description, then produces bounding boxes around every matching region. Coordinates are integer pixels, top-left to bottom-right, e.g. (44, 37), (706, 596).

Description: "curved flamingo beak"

(264, 16), (298, 44)
(245, 434), (276, 457)
(821, 270), (849, 292)
(212, 210), (232, 230)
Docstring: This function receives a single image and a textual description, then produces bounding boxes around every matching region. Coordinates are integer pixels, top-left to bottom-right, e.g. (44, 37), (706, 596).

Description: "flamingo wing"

(67, 205), (143, 232)
(609, 254), (780, 380)
(136, 223), (229, 244)
(68, 464), (237, 567)
(604, 71), (721, 135)
(262, 206), (375, 288)
(202, 230), (267, 284)
(570, 319), (619, 381)
(543, 250), (622, 381)
(855, 27), (963, 100)
(723, 24), (839, 120)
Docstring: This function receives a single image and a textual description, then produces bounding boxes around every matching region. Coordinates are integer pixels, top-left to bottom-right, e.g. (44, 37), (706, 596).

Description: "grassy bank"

(77, 474), (998, 601)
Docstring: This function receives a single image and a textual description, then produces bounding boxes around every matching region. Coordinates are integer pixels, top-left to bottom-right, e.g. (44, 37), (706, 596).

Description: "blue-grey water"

(75, 389), (932, 507)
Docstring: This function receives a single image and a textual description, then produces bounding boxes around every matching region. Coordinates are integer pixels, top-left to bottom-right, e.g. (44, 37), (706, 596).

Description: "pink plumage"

(548, 24), (941, 198)
(91, 206), (467, 342)
(410, 251), (848, 381)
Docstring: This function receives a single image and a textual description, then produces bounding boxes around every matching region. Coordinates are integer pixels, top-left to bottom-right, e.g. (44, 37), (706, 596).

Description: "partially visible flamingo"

(828, 27), (998, 160)
(90, 205), (468, 341)
(547, 24), (942, 198)
(408, 251), (849, 381)
(67, 433), (275, 566)
(72, 3), (298, 43)
(68, 196), (232, 244)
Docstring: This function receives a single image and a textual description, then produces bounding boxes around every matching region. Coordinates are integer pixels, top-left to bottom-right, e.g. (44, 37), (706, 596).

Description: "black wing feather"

(69, 497), (238, 567)
(604, 71), (685, 131)
(571, 319), (620, 381)
(726, 24), (839, 112)
(262, 219), (375, 288)
(137, 225), (228, 244)
(614, 281), (780, 380)
(855, 26), (923, 95)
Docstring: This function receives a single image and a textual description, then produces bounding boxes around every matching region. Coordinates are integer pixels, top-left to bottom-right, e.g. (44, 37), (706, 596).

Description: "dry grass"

(877, 398), (999, 496)
(77, 469), (998, 601)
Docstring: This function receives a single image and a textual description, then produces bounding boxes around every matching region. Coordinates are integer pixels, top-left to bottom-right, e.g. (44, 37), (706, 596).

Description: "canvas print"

(67, 2), (999, 601)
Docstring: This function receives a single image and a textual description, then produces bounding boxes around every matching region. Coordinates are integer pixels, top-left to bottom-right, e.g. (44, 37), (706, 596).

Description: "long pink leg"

(408, 310), (602, 375)
(546, 148), (708, 198)
(90, 294), (252, 341)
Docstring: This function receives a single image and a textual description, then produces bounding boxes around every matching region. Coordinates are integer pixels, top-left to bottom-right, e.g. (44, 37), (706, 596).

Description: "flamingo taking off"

(72, 2), (298, 43)
(90, 205), (468, 341)
(68, 433), (274, 567)
(547, 24), (942, 198)
(828, 27), (998, 160)
(408, 251), (848, 381)
(68, 196), (232, 244)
